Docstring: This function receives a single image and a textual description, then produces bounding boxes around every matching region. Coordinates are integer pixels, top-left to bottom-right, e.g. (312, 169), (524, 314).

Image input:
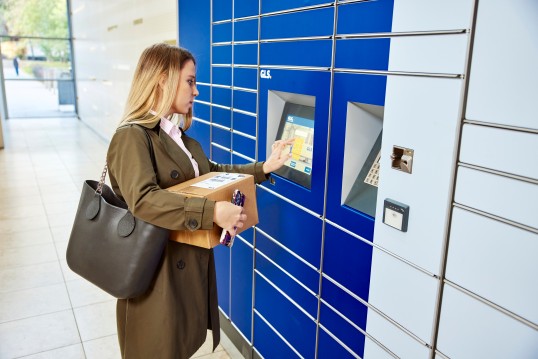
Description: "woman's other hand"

(213, 201), (247, 234)
(262, 139), (295, 174)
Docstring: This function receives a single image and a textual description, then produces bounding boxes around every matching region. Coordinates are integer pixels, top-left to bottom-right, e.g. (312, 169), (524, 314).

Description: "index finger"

(278, 138), (296, 147)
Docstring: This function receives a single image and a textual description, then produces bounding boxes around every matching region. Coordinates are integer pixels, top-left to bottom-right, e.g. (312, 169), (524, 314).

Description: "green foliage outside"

(0, 0), (69, 62)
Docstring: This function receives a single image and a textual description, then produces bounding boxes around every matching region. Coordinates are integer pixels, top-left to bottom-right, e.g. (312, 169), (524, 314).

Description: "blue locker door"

(234, 0), (258, 18)
(254, 312), (301, 358)
(337, 0), (394, 35)
(187, 120), (210, 157)
(214, 245), (231, 316)
(212, 0), (232, 22)
(256, 228), (320, 294)
(318, 327), (359, 359)
(179, 0), (210, 83)
(212, 144), (231, 164)
(256, 188), (323, 269)
(261, 0), (329, 14)
(255, 252), (318, 318)
(322, 224), (373, 303)
(230, 238), (253, 341)
(254, 273), (317, 358)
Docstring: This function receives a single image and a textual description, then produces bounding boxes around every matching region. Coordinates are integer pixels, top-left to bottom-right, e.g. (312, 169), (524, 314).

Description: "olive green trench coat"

(106, 119), (267, 359)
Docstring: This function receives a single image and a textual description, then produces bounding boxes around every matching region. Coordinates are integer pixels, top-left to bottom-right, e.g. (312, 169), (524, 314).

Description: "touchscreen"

(280, 114), (314, 175)
(273, 102), (315, 189)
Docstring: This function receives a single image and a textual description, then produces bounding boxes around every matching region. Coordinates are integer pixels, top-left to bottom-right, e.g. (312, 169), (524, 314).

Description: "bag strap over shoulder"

(96, 125), (158, 195)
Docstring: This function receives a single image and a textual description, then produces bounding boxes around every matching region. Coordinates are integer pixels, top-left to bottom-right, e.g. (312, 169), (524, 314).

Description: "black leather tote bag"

(66, 127), (169, 299)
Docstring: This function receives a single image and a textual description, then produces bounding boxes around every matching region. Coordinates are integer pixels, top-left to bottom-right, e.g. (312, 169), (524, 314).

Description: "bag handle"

(96, 125), (157, 195)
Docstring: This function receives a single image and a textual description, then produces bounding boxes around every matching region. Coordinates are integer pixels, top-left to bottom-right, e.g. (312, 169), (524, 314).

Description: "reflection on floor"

(0, 118), (235, 359)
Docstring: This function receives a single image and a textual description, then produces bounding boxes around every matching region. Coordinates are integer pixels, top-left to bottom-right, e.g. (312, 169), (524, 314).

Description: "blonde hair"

(119, 43), (196, 130)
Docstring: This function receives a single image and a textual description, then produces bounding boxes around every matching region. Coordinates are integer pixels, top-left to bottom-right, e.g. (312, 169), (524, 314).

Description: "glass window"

(0, 0), (75, 118)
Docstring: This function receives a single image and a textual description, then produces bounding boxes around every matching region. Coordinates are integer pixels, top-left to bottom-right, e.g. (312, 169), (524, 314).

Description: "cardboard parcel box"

(166, 172), (258, 248)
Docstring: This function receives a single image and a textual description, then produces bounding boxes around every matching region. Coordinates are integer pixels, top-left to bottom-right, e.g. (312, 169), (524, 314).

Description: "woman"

(106, 43), (292, 358)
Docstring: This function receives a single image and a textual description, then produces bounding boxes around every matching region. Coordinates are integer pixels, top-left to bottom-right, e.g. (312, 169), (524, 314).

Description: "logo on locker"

(260, 69), (272, 79)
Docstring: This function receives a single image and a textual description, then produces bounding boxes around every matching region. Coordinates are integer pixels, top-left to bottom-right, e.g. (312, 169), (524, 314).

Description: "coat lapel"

(158, 130), (196, 180)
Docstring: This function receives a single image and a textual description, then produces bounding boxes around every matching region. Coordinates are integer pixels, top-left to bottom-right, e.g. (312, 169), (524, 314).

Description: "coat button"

(188, 219), (198, 230)
(170, 170), (180, 179)
(176, 260), (185, 270)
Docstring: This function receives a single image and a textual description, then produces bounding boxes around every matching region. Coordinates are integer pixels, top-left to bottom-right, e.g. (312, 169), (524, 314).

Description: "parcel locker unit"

(177, 0), (538, 358)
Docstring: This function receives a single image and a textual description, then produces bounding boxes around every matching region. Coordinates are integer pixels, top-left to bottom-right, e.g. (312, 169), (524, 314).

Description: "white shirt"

(153, 112), (200, 177)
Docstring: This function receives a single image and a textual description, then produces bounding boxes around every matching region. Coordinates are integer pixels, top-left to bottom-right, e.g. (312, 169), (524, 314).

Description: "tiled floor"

(0, 118), (236, 359)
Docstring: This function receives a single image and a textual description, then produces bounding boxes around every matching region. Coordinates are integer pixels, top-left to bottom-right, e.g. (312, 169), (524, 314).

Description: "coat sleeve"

(207, 160), (269, 184)
(107, 126), (215, 231)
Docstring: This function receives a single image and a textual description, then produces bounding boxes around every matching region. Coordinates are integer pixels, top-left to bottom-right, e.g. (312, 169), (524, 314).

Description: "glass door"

(0, 0), (76, 118)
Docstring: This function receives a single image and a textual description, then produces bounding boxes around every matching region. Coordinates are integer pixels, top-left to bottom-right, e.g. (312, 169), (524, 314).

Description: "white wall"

(70, 0), (178, 140)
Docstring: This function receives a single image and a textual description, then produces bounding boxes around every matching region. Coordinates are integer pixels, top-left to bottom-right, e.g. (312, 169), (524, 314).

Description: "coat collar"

(122, 114), (204, 180)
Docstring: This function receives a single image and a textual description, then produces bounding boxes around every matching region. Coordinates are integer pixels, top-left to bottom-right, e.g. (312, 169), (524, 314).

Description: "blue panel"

(335, 38), (391, 71)
(232, 154), (252, 165)
(213, 126), (231, 148)
(257, 189), (323, 268)
(238, 226), (254, 245)
(256, 252), (318, 318)
(322, 224), (372, 301)
(193, 101), (210, 121)
(262, 0), (329, 14)
(213, 87), (232, 107)
(179, 0), (210, 82)
(214, 245), (230, 315)
(256, 230), (319, 293)
(197, 84), (210, 102)
(234, 19), (258, 41)
(233, 90), (257, 113)
(233, 67), (257, 90)
(235, 0), (258, 18)
(187, 120), (210, 157)
(261, 7), (333, 39)
(321, 277), (368, 330)
(212, 66), (232, 86)
(212, 106), (231, 127)
(231, 239), (253, 342)
(213, 22), (232, 43)
(232, 133), (255, 159)
(254, 313), (301, 359)
(255, 274), (316, 358)
(318, 328), (357, 359)
(260, 40), (332, 68)
(233, 111), (256, 136)
(318, 315), (365, 359)
(213, 0), (232, 21)
(326, 73), (388, 240)
(213, 45), (232, 64)
(234, 44), (258, 65)
(319, 304), (366, 358)
(211, 144), (231, 163)
(332, 73), (386, 112)
(337, 0), (394, 34)
(258, 69), (331, 213)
